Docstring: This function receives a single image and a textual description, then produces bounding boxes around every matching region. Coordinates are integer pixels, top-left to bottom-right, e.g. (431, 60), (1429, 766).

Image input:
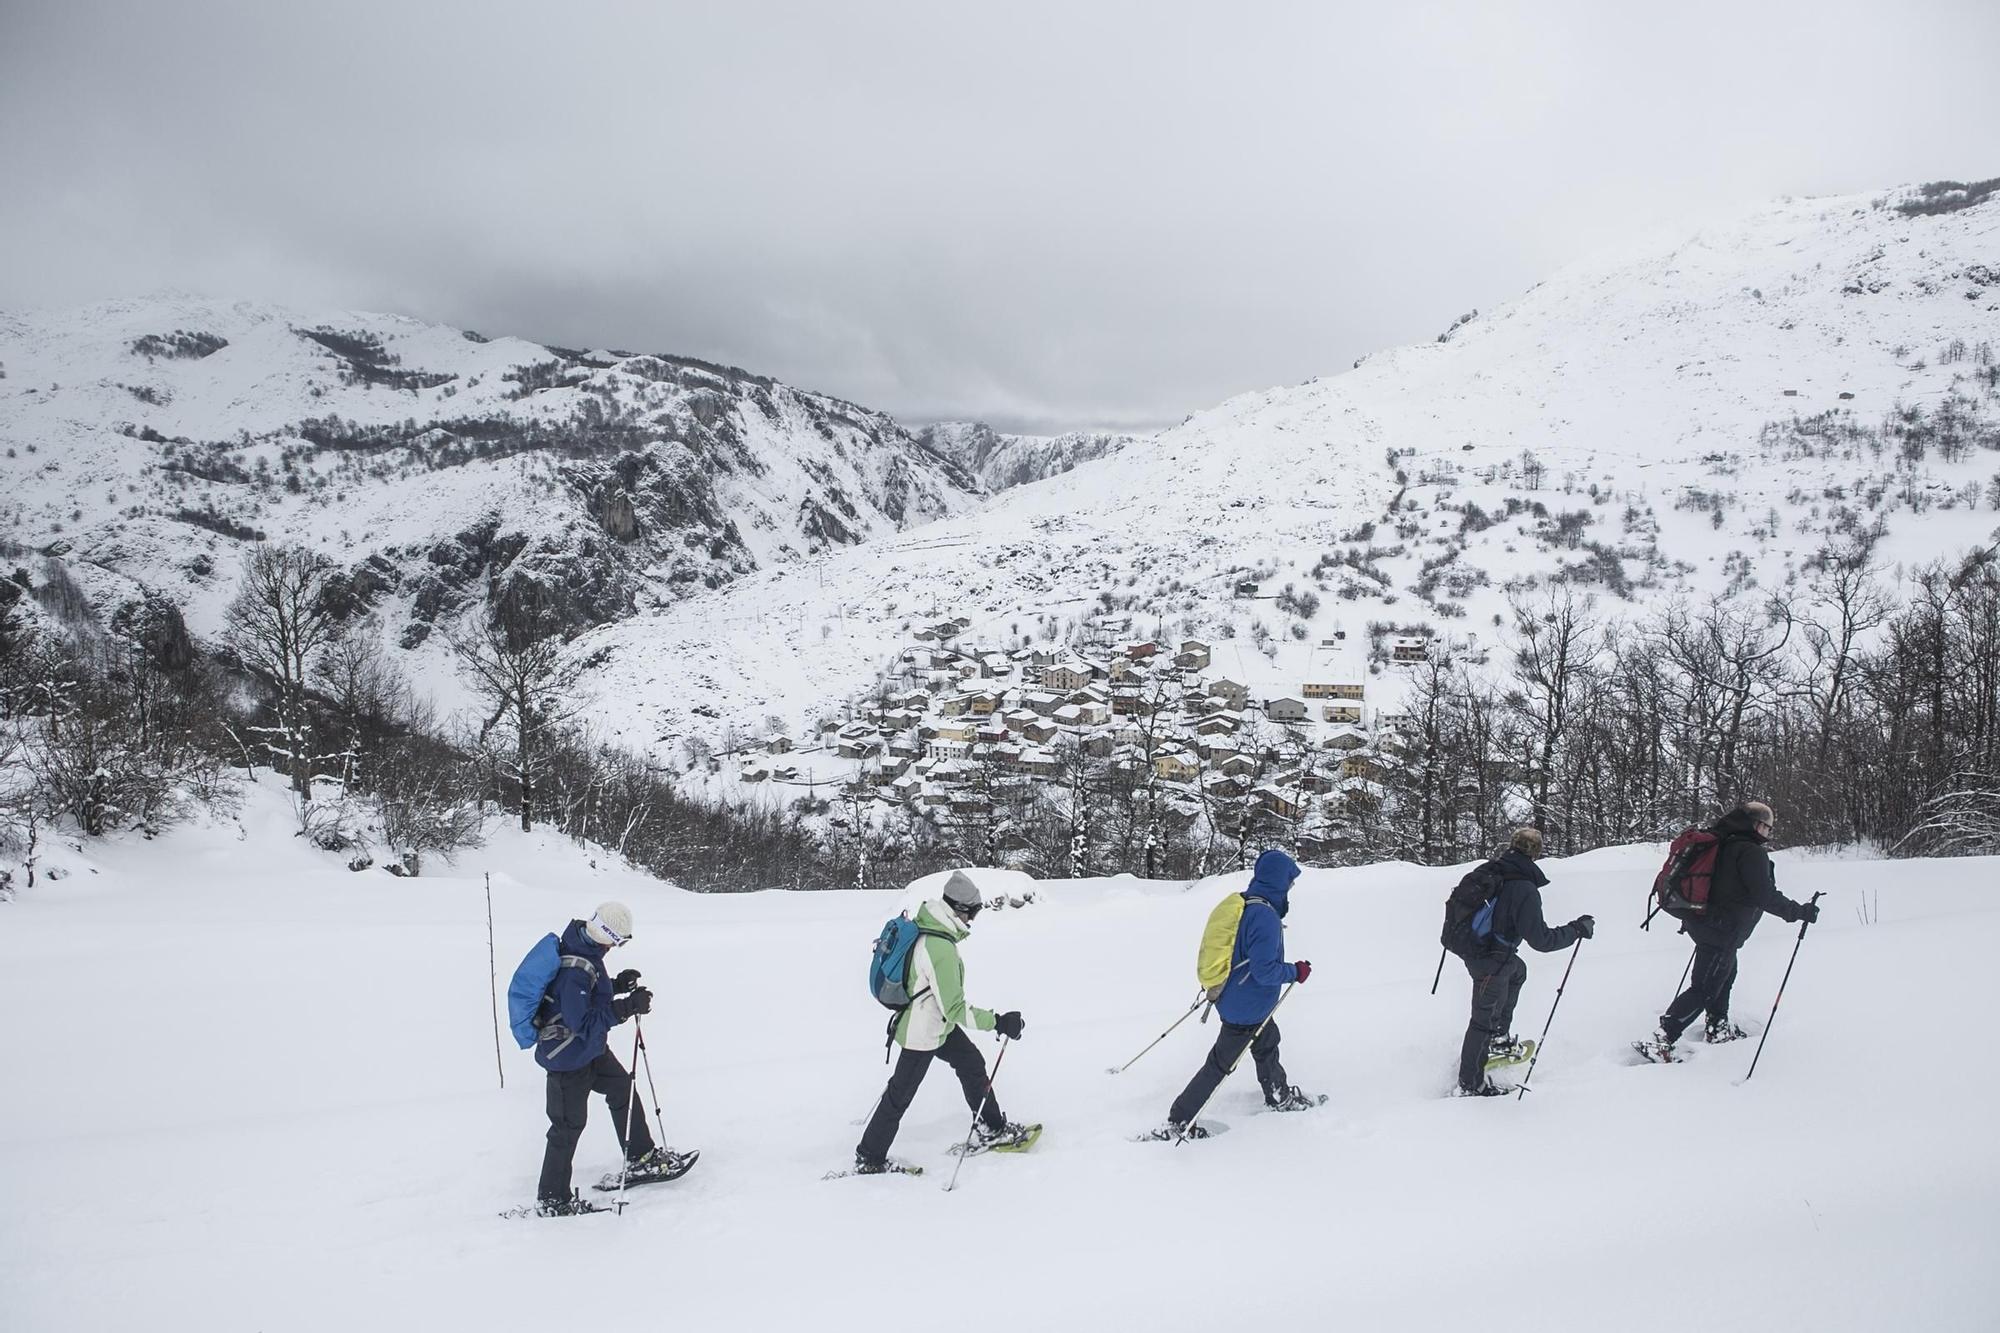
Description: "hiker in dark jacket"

(1163, 850), (1317, 1135)
(1652, 801), (1816, 1052)
(1456, 828), (1593, 1096)
(533, 903), (678, 1216)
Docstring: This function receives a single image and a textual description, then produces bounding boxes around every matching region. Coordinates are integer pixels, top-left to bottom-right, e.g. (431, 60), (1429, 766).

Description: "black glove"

(614, 968), (643, 994)
(613, 986), (653, 1019)
(1798, 902), (1819, 925)
(1572, 915), (1596, 940)
(994, 1010), (1025, 1040)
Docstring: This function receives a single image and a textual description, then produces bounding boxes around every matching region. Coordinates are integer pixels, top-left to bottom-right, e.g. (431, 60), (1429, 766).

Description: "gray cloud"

(4, 0), (1997, 432)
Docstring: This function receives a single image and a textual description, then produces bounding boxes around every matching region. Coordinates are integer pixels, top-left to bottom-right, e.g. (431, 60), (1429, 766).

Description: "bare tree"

(224, 544), (341, 795)
(1505, 588), (1602, 847)
(449, 620), (583, 832)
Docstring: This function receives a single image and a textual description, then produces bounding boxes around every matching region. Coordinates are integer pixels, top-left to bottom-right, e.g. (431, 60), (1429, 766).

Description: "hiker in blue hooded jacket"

(1163, 849), (1317, 1136)
(532, 902), (682, 1215)
(1453, 828), (1593, 1096)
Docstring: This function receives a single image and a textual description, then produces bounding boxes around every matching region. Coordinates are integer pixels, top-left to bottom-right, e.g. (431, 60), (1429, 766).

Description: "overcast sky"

(3, 1), (1996, 432)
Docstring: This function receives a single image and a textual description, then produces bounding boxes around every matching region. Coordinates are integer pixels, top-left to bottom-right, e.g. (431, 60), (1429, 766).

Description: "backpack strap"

(536, 953), (604, 1053)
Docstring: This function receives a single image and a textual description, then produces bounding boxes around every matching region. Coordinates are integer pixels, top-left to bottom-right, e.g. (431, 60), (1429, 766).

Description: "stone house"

(1265, 696), (1309, 723)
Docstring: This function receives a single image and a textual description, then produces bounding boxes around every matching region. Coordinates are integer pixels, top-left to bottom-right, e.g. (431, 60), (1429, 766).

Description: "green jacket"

(893, 900), (997, 1051)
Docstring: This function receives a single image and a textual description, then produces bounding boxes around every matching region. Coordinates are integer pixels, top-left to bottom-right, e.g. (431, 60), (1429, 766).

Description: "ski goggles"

(589, 914), (629, 946)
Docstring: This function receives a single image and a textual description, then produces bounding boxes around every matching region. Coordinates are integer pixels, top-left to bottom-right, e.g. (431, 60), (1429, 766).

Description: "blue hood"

(559, 918), (609, 963)
(1247, 849), (1301, 912)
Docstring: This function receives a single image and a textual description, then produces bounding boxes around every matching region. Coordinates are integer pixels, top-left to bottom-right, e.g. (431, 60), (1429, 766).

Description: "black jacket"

(1486, 848), (1580, 954)
(1686, 810), (1807, 948)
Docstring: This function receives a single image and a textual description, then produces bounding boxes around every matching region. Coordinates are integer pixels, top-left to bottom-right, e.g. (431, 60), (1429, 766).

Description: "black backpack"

(1440, 861), (1506, 958)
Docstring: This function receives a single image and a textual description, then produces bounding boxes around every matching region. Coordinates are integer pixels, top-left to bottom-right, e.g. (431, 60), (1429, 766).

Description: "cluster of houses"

(732, 613), (1426, 850)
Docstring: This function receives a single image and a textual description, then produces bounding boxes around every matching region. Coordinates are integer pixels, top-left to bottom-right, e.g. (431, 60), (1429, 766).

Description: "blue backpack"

(868, 915), (951, 1010)
(507, 933), (600, 1049)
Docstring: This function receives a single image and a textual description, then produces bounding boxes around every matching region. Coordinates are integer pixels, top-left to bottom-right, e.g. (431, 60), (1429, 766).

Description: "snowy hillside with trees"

(0, 296), (979, 707)
(1, 782), (1993, 1331)
(576, 184), (2000, 758)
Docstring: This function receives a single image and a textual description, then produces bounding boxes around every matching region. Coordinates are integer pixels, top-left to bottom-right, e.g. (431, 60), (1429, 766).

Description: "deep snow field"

(2, 781), (1994, 1332)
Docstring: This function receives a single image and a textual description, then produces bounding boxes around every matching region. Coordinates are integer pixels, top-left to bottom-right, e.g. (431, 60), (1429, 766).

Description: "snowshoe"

(1136, 1118), (1225, 1143)
(825, 1156), (923, 1181)
(508, 1189), (606, 1218)
(1484, 1037), (1535, 1070)
(1263, 1085), (1327, 1112)
(951, 1121), (1042, 1156)
(1451, 1080), (1511, 1098)
(1704, 1019), (1749, 1044)
(1631, 1034), (1684, 1064)
(593, 1147), (700, 1191)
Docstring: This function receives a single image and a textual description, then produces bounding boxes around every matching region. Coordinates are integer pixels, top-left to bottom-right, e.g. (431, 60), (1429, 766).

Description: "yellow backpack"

(1196, 893), (1247, 1001)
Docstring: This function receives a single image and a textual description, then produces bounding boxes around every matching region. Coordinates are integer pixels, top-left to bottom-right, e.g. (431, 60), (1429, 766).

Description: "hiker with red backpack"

(1637, 800), (1818, 1062)
(1440, 828), (1594, 1096)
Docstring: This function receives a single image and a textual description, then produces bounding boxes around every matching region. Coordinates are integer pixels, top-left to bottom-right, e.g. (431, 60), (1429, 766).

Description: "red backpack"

(1645, 828), (1721, 928)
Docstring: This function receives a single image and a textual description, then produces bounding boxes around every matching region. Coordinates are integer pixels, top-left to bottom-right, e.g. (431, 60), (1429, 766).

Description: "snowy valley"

(0, 779), (1992, 1332)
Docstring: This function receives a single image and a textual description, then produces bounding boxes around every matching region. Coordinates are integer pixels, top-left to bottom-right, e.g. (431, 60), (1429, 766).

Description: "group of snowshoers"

(513, 797), (1818, 1215)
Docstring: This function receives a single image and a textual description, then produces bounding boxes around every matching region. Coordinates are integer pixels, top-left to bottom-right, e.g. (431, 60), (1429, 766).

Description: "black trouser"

(856, 1026), (1005, 1164)
(1661, 942), (1739, 1041)
(538, 1049), (655, 1202)
(1168, 1018), (1288, 1125)
(1459, 950), (1526, 1090)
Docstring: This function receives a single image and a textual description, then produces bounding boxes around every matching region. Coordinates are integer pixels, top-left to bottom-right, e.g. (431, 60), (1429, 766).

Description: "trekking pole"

(944, 1037), (1012, 1193)
(484, 872), (504, 1090)
(1429, 947), (1447, 996)
(1106, 992), (1206, 1074)
(634, 1015), (668, 1146)
(1666, 946), (1695, 1013)
(1175, 983), (1294, 1146)
(1743, 892), (1825, 1084)
(1515, 940), (1582, 1101)
(614, 1022), (643, 1215)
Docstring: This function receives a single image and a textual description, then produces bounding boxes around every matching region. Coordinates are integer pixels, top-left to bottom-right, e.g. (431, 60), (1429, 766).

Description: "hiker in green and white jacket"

(854, 872), (1030, 1173)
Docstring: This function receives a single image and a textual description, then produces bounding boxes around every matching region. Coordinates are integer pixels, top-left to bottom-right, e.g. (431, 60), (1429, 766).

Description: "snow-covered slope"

(1, 784), (1993, 1330)
(0, 297), (978, 669)
(574, 184), (2000, 748)
(916, 420), (1137, 491)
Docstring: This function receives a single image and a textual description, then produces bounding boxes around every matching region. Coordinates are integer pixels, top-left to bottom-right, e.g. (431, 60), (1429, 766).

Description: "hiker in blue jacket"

(533, 903), (679, 1215)
(1163, 850), (1317, 1136)
(1455, 828), (1593, 1096)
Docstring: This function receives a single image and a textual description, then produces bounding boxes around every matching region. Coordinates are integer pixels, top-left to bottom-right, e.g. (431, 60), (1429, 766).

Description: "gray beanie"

(941, 871), (983, 914)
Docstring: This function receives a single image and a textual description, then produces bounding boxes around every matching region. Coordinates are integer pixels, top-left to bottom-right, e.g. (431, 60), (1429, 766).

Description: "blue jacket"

(1484, 849), (1578, 954)
(1216, 850), (1303, 1025)
(533, 920), (620, 1072)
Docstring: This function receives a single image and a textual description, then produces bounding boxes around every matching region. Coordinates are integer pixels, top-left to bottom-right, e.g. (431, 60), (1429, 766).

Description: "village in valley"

(720, 607), (1443, 871)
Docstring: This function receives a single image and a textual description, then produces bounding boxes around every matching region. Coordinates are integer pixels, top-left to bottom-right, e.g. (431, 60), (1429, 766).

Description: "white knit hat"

(584, 901), (633, 947)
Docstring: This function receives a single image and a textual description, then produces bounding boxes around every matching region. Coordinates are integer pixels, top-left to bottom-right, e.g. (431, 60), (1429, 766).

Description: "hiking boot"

(1632, 1029), (1682, 1064)
(1704, 1019), (1748, 1044)
(1454, 1081), (1509, 1098)
(1264, 1085), (1322, 1112)
(535, 1189), (604, 1217)
(626, 1147), (677, 1173)
(1167, 1120), (1210, 1140)
(974, 1120), (1032, 1148)
(1487, 1035), (1530, 1061)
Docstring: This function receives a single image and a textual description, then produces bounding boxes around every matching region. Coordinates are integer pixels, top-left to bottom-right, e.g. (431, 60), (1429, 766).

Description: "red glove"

(1294, 960), (1312, 983)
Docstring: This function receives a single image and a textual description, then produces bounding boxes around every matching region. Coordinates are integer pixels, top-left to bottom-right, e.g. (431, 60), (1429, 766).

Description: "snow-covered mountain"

(569, 182), (2000, 751)
(0, 297), (978, 671)
(915, 420), (1138, 491)
(4, 182), (1997, 753)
